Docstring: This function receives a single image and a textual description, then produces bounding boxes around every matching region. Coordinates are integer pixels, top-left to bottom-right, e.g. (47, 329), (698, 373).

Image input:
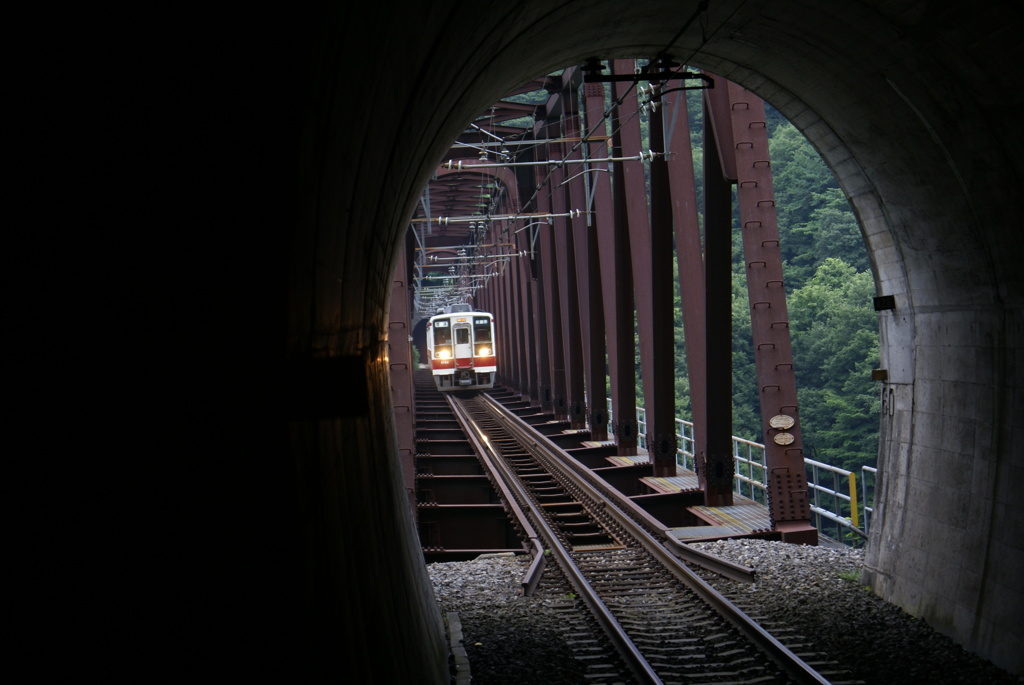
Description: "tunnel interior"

(151, 2), (1023, 680)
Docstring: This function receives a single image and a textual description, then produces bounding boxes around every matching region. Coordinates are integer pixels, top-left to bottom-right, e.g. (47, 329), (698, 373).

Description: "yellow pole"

(848, 473), (859, 529)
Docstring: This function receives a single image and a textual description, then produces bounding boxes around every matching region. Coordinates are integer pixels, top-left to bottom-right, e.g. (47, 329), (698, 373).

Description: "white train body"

(426, 304), (496, 392)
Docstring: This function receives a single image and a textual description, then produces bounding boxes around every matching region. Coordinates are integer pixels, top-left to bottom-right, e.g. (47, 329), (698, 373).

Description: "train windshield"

(473, 317), (491, 343)
(455, 327), (470, 345)
(433, 321), (451, 345)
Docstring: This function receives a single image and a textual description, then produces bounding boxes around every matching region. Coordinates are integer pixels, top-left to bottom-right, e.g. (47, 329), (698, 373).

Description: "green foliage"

(721, 107), (879, 474)
(618, 87), (879, 480)
(789, 259), (880, 471)
(731, 268), (761, 440)
(789, 188), (868, 284)
(767, 120), (868, 290)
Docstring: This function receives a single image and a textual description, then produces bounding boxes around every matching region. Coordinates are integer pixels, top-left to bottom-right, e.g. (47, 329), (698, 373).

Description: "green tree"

(731, 267), (761, 440)
(620, 87), (880, 480)
(787, 187), (867, 286)
(788, 258), (880, 471)
(767, 118), (865, 290)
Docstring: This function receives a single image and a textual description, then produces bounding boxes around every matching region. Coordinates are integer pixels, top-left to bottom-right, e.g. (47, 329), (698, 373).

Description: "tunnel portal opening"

(394, 60), (879, 553)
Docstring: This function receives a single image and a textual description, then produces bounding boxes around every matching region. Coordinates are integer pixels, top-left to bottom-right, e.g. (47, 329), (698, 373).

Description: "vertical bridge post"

(726, 80), (815, 544)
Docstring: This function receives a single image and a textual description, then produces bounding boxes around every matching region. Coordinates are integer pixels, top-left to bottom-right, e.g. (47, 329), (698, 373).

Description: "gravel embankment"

(428, 539), (1022, 684)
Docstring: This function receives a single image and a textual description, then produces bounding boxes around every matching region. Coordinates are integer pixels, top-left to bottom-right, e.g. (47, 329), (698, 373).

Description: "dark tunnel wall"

(146, 2), (1022, 680)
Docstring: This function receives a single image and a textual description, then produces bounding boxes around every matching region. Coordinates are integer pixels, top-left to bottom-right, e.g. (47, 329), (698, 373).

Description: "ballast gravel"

(428, 539), (1022, 684)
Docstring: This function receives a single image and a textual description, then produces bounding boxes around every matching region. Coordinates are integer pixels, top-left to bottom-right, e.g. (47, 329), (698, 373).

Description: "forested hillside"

(756, 106), (879, 473)
(655, 90), (880, 475)
(515, 72), (880, 475)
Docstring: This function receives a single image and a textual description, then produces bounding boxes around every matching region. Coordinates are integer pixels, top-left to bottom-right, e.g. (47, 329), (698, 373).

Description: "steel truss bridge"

(391, 60), (827, 544)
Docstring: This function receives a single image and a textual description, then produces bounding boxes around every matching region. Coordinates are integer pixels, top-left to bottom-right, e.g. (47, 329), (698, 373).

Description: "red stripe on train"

(453, 355), (496, 368)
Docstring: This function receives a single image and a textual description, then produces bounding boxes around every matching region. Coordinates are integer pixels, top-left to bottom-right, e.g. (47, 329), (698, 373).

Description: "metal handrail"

(861, 466), (877, 534)
(607, 400), (874, 545)
(804, 458), (867, 544)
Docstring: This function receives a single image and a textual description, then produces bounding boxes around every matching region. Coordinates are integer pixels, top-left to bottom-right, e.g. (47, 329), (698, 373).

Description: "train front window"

(455, 328), (470, 345)
(473, 318), (491, 343)
(432, 319), (452, 358)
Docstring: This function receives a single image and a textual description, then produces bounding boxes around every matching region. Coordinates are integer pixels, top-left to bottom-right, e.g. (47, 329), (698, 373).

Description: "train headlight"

(476, 346), (490, 357)
(436, 348), (452, 359)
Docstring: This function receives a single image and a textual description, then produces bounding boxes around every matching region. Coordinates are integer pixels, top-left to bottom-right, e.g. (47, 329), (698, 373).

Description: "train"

(426, 304), (496, 392)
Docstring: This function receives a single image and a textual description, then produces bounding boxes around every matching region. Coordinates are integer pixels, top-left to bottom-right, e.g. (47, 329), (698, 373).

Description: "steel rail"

(660, 534), (757, 582)
(489, 397), (757, 583)
(446, 394), (546, 596)
(448, 395), (663, 684)
(479, 393), (833, 685)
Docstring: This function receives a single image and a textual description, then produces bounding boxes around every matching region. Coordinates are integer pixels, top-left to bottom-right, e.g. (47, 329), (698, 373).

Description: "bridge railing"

(860, 465), (877, 534)
(610, 401), (872, 546)
(805, 458), (868, 546)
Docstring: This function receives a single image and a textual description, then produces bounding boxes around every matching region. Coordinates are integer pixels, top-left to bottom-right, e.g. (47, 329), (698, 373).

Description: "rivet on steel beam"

(752, 301), (770, 308)
(732, 102), (750, 110)
(766, 280), (784, 288)
(753, 160), (770, 167)
(761, 384), (780, 392)
(737, 142), (754, 149)
(744, 220), (762, 229)
(740, 180), (758, 187)
(761, 239), (779, 246)
(770, 321), (789, 328)
(756, 200), (776, 207)
(748, 260), (766, 268)
(757, 343), (776, 350)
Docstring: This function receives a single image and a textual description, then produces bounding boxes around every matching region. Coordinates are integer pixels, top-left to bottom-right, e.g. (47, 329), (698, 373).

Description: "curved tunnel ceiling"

(384, 1), (1021, 327)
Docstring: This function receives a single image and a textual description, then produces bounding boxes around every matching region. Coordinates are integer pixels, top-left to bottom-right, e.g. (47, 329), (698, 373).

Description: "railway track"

(447, 391), (863, 685)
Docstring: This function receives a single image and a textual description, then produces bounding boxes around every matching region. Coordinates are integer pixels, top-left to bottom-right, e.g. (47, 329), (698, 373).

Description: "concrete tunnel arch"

(160, 3), (1022, 681)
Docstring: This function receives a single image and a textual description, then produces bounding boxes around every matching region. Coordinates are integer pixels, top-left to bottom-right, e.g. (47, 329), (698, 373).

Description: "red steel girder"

(524, 179), (553, 412)
(702, 85), (737, 504)
(564, 99), (608, 438)
(536, 143), (567, 418)
(493, 216), (514, 388)
(514, 221), (537, 401)
(725, 80), (815, 543)
(531, 244), (553, 412)
(550, 128), (587, 429)
(505, 217), (528, 397)
(612, 59), (674, 476)
(661, 80), (709, 494)
(585, 79), (635, 453)
(607, 62), (641, 453)
(646, 79), (681, 477)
